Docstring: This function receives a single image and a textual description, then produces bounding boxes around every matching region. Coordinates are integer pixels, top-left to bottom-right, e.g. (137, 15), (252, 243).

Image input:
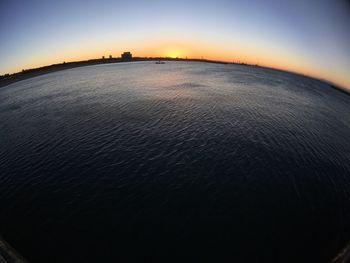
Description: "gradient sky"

(1, 0), (350, 91)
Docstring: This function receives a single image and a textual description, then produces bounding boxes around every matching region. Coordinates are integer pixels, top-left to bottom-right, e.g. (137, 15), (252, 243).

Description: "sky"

(1, 0), (350, 91)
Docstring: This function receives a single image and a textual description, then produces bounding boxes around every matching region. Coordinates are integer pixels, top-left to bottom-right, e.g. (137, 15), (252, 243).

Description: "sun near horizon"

(1, 1), (350, 263)
(1, 0), (350, 91)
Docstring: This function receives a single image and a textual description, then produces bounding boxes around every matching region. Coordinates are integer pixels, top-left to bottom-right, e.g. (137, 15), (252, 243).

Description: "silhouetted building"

(109, 55), (113, 59)
(102, 56), (105, 59)
(121, 52), (132, 61)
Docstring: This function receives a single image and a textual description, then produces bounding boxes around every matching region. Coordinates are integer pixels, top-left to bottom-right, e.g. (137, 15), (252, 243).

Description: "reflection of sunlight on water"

(1, 61), (350, 263)
(153, 82), (203, 100)
(141, 64), (204, 99)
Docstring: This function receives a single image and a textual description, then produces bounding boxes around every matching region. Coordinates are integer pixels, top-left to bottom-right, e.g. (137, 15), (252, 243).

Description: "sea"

(0, 61), (350, 262)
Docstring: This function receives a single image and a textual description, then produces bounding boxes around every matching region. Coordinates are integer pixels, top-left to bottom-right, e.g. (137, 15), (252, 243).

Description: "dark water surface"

(1, 62), (350, 262)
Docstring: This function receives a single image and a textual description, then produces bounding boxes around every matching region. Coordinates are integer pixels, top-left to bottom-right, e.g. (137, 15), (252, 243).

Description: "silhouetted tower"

(102, 56), (105, 59)
(109, 55), (112, 59)
(121, 52), (132, 61)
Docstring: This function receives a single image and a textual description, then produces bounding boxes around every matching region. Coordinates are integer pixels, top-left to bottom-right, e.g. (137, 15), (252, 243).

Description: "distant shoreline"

(0, 57), (348, 95)
(0, 58), (228, 89)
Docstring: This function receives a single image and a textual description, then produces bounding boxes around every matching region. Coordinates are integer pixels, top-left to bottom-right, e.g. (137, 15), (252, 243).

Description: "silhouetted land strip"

(0, 57), (348, 95)
(0, 58), (226, 88)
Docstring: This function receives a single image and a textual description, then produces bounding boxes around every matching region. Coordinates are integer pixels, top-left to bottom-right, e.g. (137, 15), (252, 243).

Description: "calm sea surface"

(0, 61), (350, 262)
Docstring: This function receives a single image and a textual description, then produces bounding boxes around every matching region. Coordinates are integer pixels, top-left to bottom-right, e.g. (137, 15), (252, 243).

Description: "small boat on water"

(155, 61), (165, 64)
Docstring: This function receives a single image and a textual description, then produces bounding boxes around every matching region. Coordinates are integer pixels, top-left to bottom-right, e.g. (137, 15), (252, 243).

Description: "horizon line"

(0, 56), (348, 95)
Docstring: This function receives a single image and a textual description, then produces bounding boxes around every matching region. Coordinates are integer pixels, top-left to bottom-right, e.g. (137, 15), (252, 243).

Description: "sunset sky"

(1, 0), (350, 91)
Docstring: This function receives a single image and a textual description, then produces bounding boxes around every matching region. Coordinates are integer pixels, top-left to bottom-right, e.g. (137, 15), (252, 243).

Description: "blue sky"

(1, 0), (350, 90)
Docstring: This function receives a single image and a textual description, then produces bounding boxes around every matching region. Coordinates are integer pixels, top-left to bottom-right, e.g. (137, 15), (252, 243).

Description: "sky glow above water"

(1, 0), (350, 91)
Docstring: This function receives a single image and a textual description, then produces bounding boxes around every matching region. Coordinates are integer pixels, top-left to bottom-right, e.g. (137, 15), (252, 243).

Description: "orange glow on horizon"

(3, 39), (350, 92)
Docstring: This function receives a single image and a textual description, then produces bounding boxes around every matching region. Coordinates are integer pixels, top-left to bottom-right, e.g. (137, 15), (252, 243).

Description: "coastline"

(0, 58), (227, 89)
(0, 57), (348, 96)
